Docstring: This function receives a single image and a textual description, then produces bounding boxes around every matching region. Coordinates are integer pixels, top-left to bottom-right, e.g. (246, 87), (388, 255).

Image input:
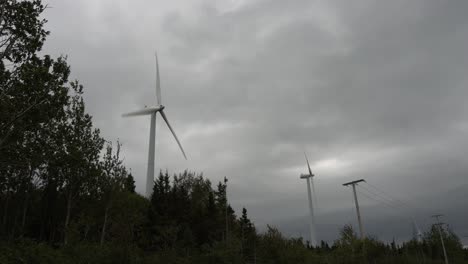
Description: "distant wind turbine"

(304, 152), (318, 206)
(412, 219), (423, 242)
(122, 52), (187, 197)
(300, 152), (318, 247)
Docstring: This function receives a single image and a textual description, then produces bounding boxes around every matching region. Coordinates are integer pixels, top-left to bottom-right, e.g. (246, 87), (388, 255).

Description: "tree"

(56, 81), (104, 244)
(422, 224), (464, 262)
(239, 207), (256, 262)
(1, 0), (70, 240)
(124, 173), (136, 193)
(0, 0), (48, 63)
(1, 0), (68, 148)
(332, 224), (363, 263)
(215, 178), (228, 242)
(98, 140), (128, 245)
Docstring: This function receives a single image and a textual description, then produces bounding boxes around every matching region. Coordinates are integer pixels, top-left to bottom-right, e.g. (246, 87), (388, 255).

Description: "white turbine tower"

(122, 52), (187, 197)
(300, 152), (318, 247)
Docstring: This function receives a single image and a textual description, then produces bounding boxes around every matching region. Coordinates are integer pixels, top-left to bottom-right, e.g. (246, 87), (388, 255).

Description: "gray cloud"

(42, 0), (468, 241)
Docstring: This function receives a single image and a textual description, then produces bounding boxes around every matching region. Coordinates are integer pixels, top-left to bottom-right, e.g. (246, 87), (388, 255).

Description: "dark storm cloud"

(42, 0), (468, 240)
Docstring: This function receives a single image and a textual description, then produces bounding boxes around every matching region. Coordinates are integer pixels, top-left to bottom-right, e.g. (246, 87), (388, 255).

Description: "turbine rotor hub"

(154, 105), (165, 111)
(300, 174), (313, 179)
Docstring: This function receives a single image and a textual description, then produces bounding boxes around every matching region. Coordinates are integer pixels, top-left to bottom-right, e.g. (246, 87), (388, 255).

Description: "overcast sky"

(41, 0), (468, 243)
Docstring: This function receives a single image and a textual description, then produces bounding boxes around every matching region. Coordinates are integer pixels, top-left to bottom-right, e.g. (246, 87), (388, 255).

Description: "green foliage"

(0, 240), (71, 264)
(419, 224), (465, 263)
(256, 225), (318, 264)
(0, 0), (48, 64)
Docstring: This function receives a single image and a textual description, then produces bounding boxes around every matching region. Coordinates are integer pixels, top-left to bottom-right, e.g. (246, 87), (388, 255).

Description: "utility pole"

(343, 179), (366, 239)
(432, 214), (449, 264)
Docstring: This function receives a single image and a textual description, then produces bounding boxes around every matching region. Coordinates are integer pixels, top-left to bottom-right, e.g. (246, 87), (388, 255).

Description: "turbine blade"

(304, 152), (313, 177)
(159, 110), (187, 159)
(155, 51), (162, 105)
(122, 108), (156, 117)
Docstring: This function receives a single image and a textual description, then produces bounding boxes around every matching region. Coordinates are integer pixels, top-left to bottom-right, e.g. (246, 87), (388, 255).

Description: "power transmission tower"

(343, 179), (366, 239)
(432, 214), (449, 264)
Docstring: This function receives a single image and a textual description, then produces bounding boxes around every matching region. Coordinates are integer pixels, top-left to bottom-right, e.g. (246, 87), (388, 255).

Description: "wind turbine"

(122, 52), (187, 197)
(412, 219), (423, 242)
(304, 152), (318, 206)
(300, 152), (318, 247)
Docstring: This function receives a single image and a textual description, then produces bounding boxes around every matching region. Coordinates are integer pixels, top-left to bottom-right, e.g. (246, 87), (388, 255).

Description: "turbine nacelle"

(300, 174), (314, 179)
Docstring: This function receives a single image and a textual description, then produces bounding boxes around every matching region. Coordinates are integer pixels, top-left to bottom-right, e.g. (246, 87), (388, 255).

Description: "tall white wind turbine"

(300, 152), (318, 247)
(304, 152), (318, 206)
(122, 52), (187, 197)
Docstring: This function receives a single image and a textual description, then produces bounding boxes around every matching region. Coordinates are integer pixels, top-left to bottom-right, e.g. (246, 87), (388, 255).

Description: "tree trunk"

(100, 202), (110, 245)
(10, 205), (19, 239)
(241, 225), (244, 259)
(129, 223), (133, 242)
(20, 191), (29, 236)
(84, 224), (90, 241)
(2, 191), (9, 235)
(64, 191), (72, 245)
(21, 169), (33, 236)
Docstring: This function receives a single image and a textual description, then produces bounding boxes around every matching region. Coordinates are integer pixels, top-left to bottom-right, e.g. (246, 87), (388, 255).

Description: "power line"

(355, 189), (415, 225)
(356, 188), (403, 212)
(361, 182), (427, 217)
(358, 184), (406, 210)
(364, 182), (420, 211)
(359, 182), (437, 237)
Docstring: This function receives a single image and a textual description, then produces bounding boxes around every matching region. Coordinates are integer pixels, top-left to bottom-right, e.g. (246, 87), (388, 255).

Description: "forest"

(1, 1), (467, 263)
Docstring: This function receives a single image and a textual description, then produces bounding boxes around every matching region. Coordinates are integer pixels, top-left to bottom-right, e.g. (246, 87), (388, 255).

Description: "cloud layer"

(42, 0), (468, 242)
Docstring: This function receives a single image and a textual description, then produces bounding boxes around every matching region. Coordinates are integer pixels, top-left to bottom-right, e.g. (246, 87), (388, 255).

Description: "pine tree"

(124, 173), (136, 193)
